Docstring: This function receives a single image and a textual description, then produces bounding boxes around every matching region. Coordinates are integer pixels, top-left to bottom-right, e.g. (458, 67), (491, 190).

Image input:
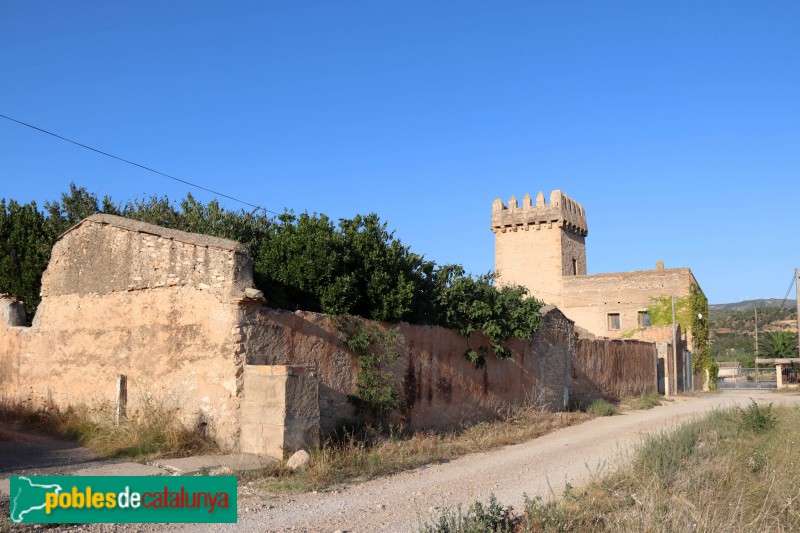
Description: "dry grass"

(422, 401), (800, 532)
(620, 391), (665, 411)
(771, 386), (800, 394)
(249, 406), (590, 493)
(0, 395), (217, 460)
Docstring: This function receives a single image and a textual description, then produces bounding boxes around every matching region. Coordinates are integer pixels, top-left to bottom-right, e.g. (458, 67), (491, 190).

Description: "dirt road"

(5, 391), (798, 532)
(186, 390), (800, 533)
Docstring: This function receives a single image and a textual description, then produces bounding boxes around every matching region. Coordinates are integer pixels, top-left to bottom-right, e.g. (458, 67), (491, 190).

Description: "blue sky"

(2, 1), (798, 304)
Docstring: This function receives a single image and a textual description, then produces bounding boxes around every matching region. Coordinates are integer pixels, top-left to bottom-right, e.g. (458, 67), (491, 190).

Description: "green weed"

(624, 392), (663, 410)
(737, 399), (776, 433)
(419, 494), (515, 533)
(586, 399), (618, 417)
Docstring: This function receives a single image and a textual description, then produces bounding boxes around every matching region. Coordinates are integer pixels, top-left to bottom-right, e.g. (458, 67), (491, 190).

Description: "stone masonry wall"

(42, 214), (253, 301)
(493, 191), (588, 307)
(0, 215), (255, 450)
(561, 230), (587, 277)
(239, 307), (573, 435)
(495, 227), (566, 305)
(560, 268), (698, 340)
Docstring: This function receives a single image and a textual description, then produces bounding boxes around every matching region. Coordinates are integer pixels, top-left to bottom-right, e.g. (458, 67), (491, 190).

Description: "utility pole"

(755, 308), (759, 358)
(672, 296), (678, 393)
(796, 268), (799, 358)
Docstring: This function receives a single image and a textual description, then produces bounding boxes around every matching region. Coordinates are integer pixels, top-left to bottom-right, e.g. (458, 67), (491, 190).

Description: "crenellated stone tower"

(491, 190), (588, 305)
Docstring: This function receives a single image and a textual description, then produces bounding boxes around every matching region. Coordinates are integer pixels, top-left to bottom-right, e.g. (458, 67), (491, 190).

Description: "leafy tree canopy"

(0, 184), (543, 366)
(758, 331), (799, 359)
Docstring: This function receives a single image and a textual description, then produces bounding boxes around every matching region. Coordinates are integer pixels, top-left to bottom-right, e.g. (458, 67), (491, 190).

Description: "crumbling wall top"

(41, 214), (255, 301)
(491, 190), (588, 236)
(66, 214), (248, 254)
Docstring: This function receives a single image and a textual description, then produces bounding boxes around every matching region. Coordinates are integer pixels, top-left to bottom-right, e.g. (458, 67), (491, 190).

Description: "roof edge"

(567, 267), (696, 280)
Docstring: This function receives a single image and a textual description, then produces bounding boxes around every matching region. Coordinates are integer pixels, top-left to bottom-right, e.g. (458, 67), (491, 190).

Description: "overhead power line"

(0, 113), (280, 215)
(757, 272), (797, 330)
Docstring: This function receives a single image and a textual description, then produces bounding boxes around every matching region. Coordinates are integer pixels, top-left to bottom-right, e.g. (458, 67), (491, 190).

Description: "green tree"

(253, 212), (343, 313)
(337, 213), (423, 322)
(758, 331), (799, 359)
(0, 199), (53, 320)
(0, 184), (118, 321)
(0, 184), (545, 368)
(437, 268), (543, 367)
(44, 182), (106, 229)
(252, 212), (441, 323)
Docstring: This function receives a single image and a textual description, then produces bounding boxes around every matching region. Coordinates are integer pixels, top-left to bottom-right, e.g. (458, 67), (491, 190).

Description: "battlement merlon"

(490, 190), (588, 236)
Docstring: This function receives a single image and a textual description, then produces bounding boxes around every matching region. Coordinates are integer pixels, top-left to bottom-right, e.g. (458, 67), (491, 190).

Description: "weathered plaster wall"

(0, 299), (26, 392)
(495, 227), (565, 305)
(0, 215), (255, 450)
(239, 307), (573, 435)
(629, 325), (673, 343)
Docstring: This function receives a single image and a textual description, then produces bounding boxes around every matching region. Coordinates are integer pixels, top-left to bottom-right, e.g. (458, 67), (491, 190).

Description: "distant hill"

(710, 299), (797, 312)
(709, 299), (797, 367)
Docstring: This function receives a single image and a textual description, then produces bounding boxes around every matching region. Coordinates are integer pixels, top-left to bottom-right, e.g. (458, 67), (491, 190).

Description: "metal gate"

(717, 367), (777, 390)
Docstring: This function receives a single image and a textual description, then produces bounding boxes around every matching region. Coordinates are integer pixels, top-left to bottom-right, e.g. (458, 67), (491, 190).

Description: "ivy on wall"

(647, 285), (716, 384)
(333, 315), (401, 421)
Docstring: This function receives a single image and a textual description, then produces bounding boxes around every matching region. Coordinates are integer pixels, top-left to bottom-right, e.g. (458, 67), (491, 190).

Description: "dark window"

(608, 313), (621, 330)
(572, 258), (577, 275)
(638, 311), (651, 327)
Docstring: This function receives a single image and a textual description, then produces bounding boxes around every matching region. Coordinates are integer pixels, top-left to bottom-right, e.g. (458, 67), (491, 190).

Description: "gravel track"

(196, 390), (800, 533)
(6, 391), (800, 533)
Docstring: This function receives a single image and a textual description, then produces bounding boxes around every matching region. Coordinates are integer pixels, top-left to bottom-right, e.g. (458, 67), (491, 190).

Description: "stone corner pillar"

(240, 364), (320, 458)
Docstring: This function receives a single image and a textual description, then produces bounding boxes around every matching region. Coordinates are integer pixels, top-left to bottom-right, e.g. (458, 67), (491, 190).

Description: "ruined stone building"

(1, 210), (671, 457)
(491, 190), (703, 378)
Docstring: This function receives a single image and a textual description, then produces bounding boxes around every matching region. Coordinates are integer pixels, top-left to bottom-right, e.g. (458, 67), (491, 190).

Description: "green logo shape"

(10, 476), (237, 524)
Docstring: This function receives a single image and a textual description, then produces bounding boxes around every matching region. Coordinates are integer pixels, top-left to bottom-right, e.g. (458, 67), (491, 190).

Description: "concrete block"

(241, 365), (320, 456)
(240, 422), (285, 457)
(240, 399), (287, 425)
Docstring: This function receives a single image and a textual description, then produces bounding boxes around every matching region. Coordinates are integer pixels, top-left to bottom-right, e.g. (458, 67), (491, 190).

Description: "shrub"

(627, 392), (662, 410)
(587, 399), (618, 417)
(737, 399), (776, 433)
(522, 494), (572, 531)
(419, 494), (515, 533)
